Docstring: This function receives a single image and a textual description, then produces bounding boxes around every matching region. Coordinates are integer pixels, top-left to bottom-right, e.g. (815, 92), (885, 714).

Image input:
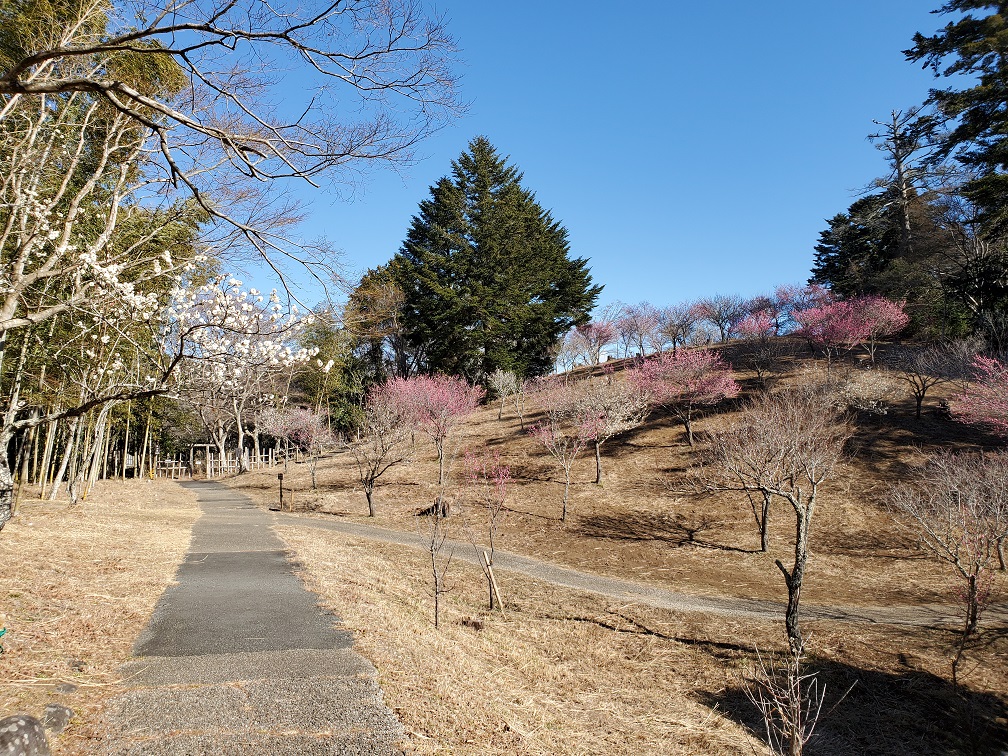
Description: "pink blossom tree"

(385, 374), (484, 486)
(628, 348), (740, 446)
(851, 296), (910, 362)
(953, 356), (1008, 437)
(794, 296), (908, 365)
(528, 379), (592, 519)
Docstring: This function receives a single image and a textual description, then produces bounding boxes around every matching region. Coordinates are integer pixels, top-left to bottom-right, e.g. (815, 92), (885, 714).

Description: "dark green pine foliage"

(907, 2), (1008, 231)
(393, 137), (600, 382)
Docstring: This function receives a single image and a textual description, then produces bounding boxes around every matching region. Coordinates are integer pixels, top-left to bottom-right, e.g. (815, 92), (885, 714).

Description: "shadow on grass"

(699, 657), (1008, 756)
(576, 511), (759, 554)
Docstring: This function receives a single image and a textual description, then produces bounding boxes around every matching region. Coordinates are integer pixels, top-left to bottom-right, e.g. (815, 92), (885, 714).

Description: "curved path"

(101, 482), (403, 756)
(273, 510), (1008, 631)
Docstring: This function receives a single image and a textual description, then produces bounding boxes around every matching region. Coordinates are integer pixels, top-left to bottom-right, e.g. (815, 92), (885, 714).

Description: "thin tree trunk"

(138, 405), (153, 479)
(38, 419), (57, 496)
(562, 469), (571, 521)
(49, 417), (80, 501)
(121, 401), (131, 478)
(0, 427), (15, 530)
(594, 441), (602, 484)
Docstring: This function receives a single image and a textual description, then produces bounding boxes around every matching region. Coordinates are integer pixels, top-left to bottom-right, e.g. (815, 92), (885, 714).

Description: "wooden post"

(278, 472), (284, 511)
(481, 550), (504, 613)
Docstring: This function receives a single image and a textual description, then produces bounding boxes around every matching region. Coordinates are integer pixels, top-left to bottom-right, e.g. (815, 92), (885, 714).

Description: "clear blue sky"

(275, 1), (947, 315)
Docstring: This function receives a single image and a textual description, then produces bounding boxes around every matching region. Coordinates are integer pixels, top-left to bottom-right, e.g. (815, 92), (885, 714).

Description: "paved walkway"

(101, 482), (403, 755)
(273, 511), (1008, 631)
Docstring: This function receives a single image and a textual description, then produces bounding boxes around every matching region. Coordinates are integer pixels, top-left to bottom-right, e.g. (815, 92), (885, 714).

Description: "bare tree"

(1, 0), (461, 268)
(657, 302), (700, 355)
(460, 450), (510, 611)
(351, 383), (412, 517)
(529, 378), (592, 520)
(694, 294), (747, 342)
(615, 302), (662, 358)
(699, 382), (851, 653)
(745, 639), (839, 756)
(888, 451), (1008, 686)
(419, 489), (453, 629)
(890, 344), (961, 418)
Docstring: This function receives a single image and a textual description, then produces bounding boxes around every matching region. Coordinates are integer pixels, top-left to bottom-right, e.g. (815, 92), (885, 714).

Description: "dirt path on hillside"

(274, 510), (1008, 631)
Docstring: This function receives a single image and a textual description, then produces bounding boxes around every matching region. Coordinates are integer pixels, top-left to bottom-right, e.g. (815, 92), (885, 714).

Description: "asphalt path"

(101, 482), (403, 756)
(273, 510), (1008, 631)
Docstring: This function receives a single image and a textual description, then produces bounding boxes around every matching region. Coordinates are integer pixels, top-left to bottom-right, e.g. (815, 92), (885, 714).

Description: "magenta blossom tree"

(385, 374), (484, 485)
(852, 296), (910, 362)
(629, 348), (739, 446)
(953, 356), (1008, 437)
(794, 296), (907, 365)
(736, 309), (778, 343)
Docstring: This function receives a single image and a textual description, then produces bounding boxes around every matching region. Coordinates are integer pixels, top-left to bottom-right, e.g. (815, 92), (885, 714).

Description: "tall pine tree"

(392, 137), (600, 382)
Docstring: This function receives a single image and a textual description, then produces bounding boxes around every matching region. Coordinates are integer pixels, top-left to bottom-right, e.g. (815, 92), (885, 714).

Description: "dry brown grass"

(0, 480), (199, 754)
(278, 523), (1008, 754)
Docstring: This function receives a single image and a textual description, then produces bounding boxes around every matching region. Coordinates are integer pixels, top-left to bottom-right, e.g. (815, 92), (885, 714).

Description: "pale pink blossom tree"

(529, 379), (592, 519)
(572, 320), (618, 365)
(385, 374), (484, 486)
(953, 356), (1008, 437)
(259, 406), (336, 490)
(628, 348), (740, 446)
(351, 382), (413, 516)
(575, 374), (648, 485)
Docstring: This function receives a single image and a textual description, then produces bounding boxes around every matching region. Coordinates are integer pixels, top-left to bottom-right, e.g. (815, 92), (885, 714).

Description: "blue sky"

(273, 1), (948, 315)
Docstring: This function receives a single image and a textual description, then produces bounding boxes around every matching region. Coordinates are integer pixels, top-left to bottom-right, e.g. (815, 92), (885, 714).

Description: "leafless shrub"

(745, 638), (851, 756)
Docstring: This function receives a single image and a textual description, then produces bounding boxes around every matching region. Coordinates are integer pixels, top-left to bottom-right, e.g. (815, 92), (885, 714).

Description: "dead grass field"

(0, 480), (199, 754)
(231, 348), (1008, 753)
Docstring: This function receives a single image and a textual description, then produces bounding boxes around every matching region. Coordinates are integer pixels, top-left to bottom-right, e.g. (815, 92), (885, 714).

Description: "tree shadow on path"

(577, 511), (759, 554)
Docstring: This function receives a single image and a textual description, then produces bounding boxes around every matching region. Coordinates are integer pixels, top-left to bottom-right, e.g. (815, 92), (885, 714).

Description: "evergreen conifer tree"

(393, 137), (600, 382)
